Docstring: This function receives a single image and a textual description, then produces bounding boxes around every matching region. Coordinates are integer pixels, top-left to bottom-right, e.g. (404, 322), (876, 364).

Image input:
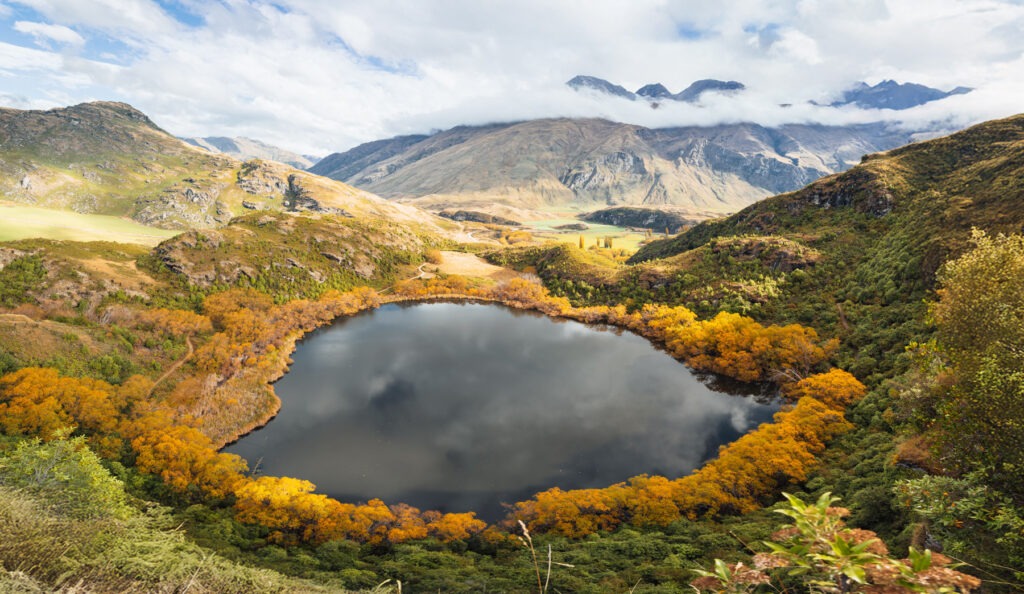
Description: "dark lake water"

(224, 302), (779, 521)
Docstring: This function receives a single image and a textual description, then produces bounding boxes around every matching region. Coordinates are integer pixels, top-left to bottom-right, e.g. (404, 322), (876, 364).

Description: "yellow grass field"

(0, 204), (179, 246)
(520, 206), (654, 253)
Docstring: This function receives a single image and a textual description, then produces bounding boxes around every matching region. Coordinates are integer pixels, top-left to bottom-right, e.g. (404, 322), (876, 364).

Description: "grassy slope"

(0, 436), (334, 593)
(146, 211), (447, 302)
(612, 114), (1024, 382)
(0, 204), (179, 245)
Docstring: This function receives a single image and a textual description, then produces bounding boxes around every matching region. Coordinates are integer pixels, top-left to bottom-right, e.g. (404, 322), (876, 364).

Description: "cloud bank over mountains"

(0, 0), (1022, 154)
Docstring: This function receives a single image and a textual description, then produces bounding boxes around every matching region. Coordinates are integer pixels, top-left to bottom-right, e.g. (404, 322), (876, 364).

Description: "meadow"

(0, 204), (179, 246)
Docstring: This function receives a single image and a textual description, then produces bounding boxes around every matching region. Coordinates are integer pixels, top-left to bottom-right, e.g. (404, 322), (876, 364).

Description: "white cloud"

(14, 0), (180, 38)
(0, 0), (1021, 155)
(769, 29), (822, 64)
(13, 20), (83, 46)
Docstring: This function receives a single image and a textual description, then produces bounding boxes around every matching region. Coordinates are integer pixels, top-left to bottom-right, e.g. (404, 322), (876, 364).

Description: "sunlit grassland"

(0, 204), (180, 246)
(520, 205), (654, 253)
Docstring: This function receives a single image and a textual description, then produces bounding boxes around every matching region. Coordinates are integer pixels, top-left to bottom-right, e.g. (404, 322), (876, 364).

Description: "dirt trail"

(148, 335), (194, 396)
(436, 251), (519, 280)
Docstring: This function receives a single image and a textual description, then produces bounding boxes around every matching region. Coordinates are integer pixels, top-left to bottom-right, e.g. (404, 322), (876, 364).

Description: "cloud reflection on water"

(226, 302), (779, 520)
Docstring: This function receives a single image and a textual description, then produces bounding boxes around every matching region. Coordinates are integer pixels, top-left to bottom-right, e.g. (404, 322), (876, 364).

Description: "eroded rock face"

(801, 169), (895, 217)
(284, 174), (350, 216)
(708, 236), (821, 272)
(680, 139), (826, 195)
(558, 150), (653, 203)
(133, 181), (232, 229)
(237, 159), (288, 196)
(0, 247), (28, 268)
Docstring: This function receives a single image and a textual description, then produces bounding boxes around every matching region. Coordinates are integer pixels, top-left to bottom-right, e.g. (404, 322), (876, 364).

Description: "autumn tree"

(234, 476), (345, 544)
(782, 369), (866, 409)
(666, 312), (836, 383)
(0, 367), (125, 456)
(127, 411), (246, 499)
(424, 511), (487, 542)
(136, 308), (213, 337)
(203, 288), (274, 330)
(927, 229), (1024, 496)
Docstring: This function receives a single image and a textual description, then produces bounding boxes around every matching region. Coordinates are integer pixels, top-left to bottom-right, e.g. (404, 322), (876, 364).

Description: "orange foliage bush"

(781, 369), (866, 408)
(665, 311), (837, 382)
(126, 410), (247, 499)
(136, 308), (213, 336)
(510, 372), (865, 537)
(0, 367), (143, 456)
(233, 475), (486, 545)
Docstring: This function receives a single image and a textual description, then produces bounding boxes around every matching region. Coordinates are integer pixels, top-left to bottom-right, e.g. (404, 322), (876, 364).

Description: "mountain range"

(567, 75), (971, 110)
(567, 75), (746, 103)
(310, 118), (915, 218)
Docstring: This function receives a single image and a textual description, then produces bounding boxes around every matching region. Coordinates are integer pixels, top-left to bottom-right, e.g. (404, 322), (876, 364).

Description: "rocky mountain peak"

(636, 83), (672, 99)
(565, 75), (636, 100)
(674, 79), (746, 102)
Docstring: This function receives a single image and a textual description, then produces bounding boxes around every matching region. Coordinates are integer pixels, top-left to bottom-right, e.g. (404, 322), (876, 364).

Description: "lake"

(224, 302), (779, 521)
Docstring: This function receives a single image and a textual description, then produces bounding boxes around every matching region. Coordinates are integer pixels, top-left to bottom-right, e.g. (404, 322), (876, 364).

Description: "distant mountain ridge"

(311, 118), (915, 217)
(180, 136), (319, 169)
(567, 75), (746, 103)
(830, 80), (972, 110)
(568, 75), (971, 111)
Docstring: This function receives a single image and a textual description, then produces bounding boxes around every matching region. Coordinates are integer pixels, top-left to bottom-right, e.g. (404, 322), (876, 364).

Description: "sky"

(0, 0), (1023, 156)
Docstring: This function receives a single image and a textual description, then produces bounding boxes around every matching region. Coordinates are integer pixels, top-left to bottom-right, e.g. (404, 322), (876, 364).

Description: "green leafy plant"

(691, 493), (981, 593)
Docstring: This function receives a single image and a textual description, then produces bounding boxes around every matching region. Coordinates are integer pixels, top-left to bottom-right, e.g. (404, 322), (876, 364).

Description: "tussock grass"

(0, 437), (333, 594)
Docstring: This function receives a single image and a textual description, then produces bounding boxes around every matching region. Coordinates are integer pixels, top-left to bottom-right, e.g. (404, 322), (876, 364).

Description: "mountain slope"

(316, 118), (913, 217)
(180, 136), (318, 169)
(308, 133), (430, 180)
(0, 102), (441, 232)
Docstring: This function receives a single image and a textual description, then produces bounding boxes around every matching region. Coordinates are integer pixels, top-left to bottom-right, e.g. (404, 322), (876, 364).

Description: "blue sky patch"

(326, 33), (419, 76)
(153, 0), (205, 28)
(675, 22), (708, 40)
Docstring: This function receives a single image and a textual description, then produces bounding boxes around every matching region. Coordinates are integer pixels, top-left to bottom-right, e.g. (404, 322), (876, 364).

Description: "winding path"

(147, 334), (194, 397)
